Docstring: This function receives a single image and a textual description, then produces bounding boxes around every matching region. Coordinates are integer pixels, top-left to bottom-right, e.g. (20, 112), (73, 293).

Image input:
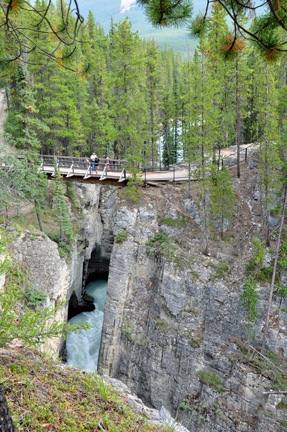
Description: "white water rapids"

(66, 279), (107, 372)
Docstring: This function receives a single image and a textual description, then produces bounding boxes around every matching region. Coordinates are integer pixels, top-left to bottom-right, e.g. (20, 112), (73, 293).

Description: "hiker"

(105, 156), (110, 170)
(90, 153), (96, 172)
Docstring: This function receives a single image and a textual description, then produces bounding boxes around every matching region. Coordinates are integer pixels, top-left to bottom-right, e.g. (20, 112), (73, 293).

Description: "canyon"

(7, 158), (287, 431)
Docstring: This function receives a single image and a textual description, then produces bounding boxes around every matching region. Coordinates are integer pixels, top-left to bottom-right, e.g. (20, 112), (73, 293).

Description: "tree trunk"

(36, 212), (44, 232)
(264, 64), (270, 247)
(150, 99), (155, 168)
(261, 186), (287, 353)
(0, 384), (16, 432)
(188, 161), (191, 196)
(236, 59), (240, 178)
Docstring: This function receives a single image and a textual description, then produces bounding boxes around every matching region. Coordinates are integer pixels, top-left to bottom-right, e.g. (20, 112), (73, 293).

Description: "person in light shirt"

(90, 153), (96, 172)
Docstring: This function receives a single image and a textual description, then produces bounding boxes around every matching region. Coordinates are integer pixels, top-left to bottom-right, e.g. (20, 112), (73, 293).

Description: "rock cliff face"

(10, 183), (115, 354)
(98, 171), (287, 431)
(8, 165), (287, 431)
(12, 232), (76, 353)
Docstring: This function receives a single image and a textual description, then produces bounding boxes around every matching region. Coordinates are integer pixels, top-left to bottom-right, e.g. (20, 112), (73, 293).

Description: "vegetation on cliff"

(0, 348), (171, 432)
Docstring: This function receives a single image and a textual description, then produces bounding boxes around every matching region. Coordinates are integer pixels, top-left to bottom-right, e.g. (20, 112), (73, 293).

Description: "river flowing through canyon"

(66, 280), (107, 372)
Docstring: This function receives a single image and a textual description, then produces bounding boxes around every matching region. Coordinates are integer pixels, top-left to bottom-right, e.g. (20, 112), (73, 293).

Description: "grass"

(159, 211), (193, 230)
(277, 400), (287, 410)
(0, 349), (172, 432)
(188, 334), (204, 348)
(209, 262), (230, 281)
(145, 232), (193, 271)
(197, 370), (226, 392)
(115, 231), (128, 243)
(155, 319), (169, 334)
(230, 338), (287, 391)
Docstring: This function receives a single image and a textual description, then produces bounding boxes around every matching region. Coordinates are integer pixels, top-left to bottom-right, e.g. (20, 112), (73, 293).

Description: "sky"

(120, 0), (137, 13)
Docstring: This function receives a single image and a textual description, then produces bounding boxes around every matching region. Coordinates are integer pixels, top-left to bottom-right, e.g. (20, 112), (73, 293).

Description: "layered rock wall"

(10, 183), (114, 355)
(6, 169), (287, 431)
(98, 182), (287, 432)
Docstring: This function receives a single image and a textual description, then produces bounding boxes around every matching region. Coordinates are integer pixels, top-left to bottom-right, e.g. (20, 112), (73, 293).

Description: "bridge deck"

(13, 143), (259, 186)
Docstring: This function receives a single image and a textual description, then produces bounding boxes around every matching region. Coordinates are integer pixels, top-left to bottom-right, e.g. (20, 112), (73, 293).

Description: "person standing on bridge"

(105, 156), (110, 170)
(90, 152), (96, 173)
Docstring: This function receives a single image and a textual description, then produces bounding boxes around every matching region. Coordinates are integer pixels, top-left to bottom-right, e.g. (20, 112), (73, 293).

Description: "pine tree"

(0, 155), (48, 231)
(145, 40), (161, 168)
(241, 275), (258, 354)
(108, 18), (147, 162)
(255, 61), (281, 246)
(53, 158), (74, 252)
(209, 165), (235, 237)
(206, 2), (229, 162)
(4, 63), (49, 152)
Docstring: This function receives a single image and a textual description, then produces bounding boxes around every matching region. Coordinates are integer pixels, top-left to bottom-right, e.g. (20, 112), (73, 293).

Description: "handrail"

(1, 144), (259, 181)
(41, 156), (127, 172)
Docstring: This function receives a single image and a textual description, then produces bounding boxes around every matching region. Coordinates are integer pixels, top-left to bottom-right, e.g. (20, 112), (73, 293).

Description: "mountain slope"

(78, 0), (203, 57)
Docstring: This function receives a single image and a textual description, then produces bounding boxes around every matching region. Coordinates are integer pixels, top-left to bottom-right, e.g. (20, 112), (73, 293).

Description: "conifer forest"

(1, 0), (287, 172)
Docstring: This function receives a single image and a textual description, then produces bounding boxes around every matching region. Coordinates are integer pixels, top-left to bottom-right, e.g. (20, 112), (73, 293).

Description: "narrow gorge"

(7, 157), (287, 432)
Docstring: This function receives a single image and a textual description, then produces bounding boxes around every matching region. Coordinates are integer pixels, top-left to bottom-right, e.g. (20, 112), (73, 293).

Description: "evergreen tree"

(209, 165), (235, 237)
(109, 18), (147, 161)
(145, 40), (161, 168)
(139, 0), (287, 61)
(205, 2), (229, 162)
(241, 275), (258, 354)
(255, 61), (281, 246)
(4, 63), (49, 152)
(53, 158), (74, 251)
(0, 156), (48, 232)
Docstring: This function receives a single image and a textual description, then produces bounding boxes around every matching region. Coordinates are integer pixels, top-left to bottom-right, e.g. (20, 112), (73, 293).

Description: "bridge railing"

(41, 156), (127, 172)
(220, 143), (257, 168)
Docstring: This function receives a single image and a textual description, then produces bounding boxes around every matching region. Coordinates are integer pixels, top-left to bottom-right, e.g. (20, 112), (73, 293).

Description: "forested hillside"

(1, 2), (287, 165)
(1, 1), (287, 252)
(77, 0), (202, 57)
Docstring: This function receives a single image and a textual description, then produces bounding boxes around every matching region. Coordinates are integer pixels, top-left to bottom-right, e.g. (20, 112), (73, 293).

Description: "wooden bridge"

(41, 156), (129, 186)
(39, 144), (257, 186)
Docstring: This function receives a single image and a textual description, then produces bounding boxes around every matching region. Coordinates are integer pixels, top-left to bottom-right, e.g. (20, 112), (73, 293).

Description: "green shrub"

(160, 217), (185, 228)
(180, 402), (192, 411)
(122, 327), (132, 337)
(160, 212), (192, 229)
(258, 267), (275, 282)
(270, 203), (281, 216)
(115, 231), (128, 243)
(277, 400), (287, 410)
(145, 233), (170, 257)
(146, 233), (193, 270)
(155, 319), (169, 334)
(210, 262), (230, 281)
(246, 258), (257, 274)
(25, 287), (47, 309)
(197, 370), (226, 392)
(188, 335), (203, 348)
(121, 176), (143, 202)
